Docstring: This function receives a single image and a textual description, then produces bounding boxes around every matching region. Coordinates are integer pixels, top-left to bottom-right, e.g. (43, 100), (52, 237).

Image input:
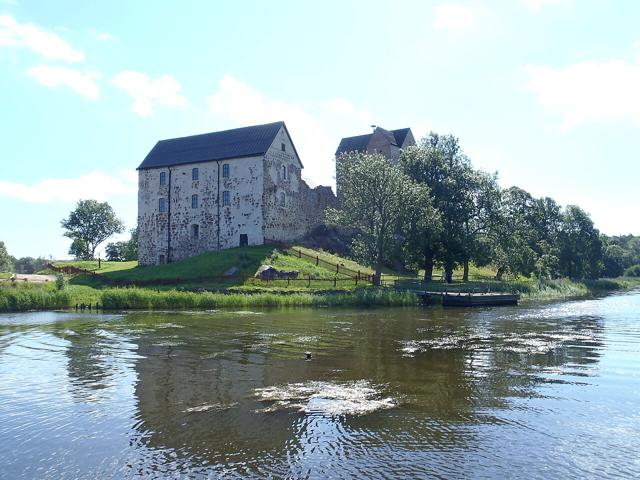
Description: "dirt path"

(3, 274), (58, 283)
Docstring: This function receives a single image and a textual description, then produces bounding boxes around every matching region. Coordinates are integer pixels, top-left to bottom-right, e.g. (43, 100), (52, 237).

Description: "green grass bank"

(1, 276), (638, 312)
(2, 245), (639, 312)
(0, 282), (419, 312)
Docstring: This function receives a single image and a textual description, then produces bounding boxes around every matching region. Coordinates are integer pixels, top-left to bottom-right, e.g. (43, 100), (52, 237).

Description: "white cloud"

(525, 59), (640, 129)
(207, 74), (374, 188)
(520, 0), (572, 11)
(0, 170), (136, 203)
(27, 64), (100, 99)
(112, 71), (187, 117)
(89, 28), (117, 41)
(0, 14), (84, 62)
(433, 3), (475, 31)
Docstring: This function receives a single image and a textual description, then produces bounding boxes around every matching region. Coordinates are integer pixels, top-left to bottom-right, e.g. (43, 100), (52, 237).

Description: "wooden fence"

(285, 247), (380, 283)
(45, 262), (367, 288)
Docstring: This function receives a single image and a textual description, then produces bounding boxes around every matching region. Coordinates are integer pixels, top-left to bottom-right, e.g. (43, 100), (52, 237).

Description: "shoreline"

(1, 277), (639, 313)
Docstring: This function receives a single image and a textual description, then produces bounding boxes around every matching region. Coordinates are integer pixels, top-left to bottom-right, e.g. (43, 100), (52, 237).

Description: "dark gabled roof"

(391, 128), (411, 147)
(334, 127), (412, 156)
(138, 121), (301, 170)
(334, 133), (372, 156)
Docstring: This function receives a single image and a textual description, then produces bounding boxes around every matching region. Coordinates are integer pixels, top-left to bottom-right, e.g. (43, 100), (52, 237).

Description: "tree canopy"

(327, 152), (440, 285)
(335, 131), (609, 282)
(61, 200), (125, 260)
(105, 227), (138, 261)
(0, 241), (12, 272)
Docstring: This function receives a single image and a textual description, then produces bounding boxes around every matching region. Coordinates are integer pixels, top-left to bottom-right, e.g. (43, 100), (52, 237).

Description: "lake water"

(1, 291), (639, 479)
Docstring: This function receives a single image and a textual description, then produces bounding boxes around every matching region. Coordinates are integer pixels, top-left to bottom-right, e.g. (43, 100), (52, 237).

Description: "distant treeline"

(330, 132), (629, 284)
(602, 235), (640, 277)
(0, 243), (48, 274)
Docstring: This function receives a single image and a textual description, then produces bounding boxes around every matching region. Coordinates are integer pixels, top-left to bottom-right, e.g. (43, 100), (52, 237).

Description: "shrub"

(55, 274), (68, 291)
(624, 264), (640, 277)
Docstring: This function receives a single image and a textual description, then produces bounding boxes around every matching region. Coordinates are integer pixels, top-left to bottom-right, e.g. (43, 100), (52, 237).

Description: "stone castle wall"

(138, 125), (336, 265)
(137, 156), (265, 266)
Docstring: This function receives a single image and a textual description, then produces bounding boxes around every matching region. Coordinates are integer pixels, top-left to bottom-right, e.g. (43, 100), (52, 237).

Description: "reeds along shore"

(1, 278), (638, 312)
(0, 285), (420, 312)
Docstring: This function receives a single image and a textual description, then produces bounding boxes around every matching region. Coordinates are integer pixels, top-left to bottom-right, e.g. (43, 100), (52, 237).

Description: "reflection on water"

(1, 291), (640, 478)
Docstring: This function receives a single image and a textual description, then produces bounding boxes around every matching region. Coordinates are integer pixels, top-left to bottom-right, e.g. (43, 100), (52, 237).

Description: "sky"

(1, 0), (639, 259)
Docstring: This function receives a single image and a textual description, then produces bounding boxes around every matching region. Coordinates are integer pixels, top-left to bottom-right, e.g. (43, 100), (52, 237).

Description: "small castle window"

(159, 254), (165, 264)
(191, 224), (199, 240)
(192, 168), (199, 181)
(159, 198), (166, 212)
(222, 190), (230, 206)
(279, 191), (286, 207)
(191, 194), (198, 209)
(160, 172), (166, 186)
(222, 164), (229, 178)
(282, 165), (287, 180)
(281, 142), (286, 152)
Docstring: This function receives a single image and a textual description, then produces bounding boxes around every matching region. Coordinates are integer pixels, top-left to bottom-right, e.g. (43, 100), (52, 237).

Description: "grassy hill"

(53, 245), (374, 291)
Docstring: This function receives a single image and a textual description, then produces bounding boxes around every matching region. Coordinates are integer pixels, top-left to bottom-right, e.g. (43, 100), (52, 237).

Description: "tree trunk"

(495, 268), (504, 281)
(445, 271), (453, 283)
(463, 260), (470, 282)
(423, 257), (434, 283)
(444, 257), (455, 283)
(374, 264), (382, 286)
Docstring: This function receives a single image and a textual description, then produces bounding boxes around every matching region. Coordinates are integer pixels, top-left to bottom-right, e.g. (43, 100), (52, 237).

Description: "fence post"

(298, 249), (301, 258)
(307, 275), (311, 287)
(316, 256), (319, 266)
(355, 275), (358, 286)
(336, 264), (339, 274)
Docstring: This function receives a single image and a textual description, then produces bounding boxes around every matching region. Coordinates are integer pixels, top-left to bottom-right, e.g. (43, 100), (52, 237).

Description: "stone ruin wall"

(262, 127), (337, 243)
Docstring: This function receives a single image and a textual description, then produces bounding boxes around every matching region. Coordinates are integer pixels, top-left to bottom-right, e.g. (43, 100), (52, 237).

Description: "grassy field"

(52, 260), (138, 274)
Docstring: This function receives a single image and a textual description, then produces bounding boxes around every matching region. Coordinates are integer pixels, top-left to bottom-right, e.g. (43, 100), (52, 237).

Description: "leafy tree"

(458, 169), (500, 281)
(488, 187), (539, 280)
(401, 133), (475, 282)
(399, 182), (442, 281)
(0, 241), (12, 272)
(68, 238), (90, 260)
(61, 200), (125, 260)
(624, 264), (640, 277)
(327, 152), (430, 285)
(105, 242), (126, 261)
(123, 227), (138, 261)
(602, 243), (630, 277)
(105, 227), (138, 261)
(12, 256), (48, 274)
(529, 197), (563, 278)
(557, 205), (603, 279)
(601, 234), (640, 277)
